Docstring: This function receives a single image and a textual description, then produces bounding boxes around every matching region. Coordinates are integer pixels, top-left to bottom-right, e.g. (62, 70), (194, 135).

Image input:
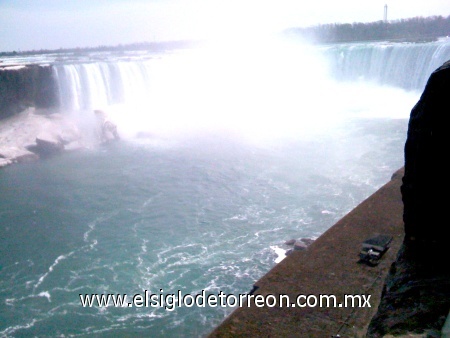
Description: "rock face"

(284, 239), (296, 245)
(367, 244), (450, 337)
(293, 241), (308, 251)
(0, 108), (85, 167)
(401, 60), (450, 242)
(367, 60), (450, 336)
(34, 132), (65, 155)
(0, 146), (39, 165)
(0, 65), (59, 119)
(284, 238), (315, 250)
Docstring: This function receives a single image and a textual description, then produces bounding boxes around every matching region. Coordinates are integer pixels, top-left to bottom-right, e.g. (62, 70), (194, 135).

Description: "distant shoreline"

(284, 15), (450, 45)
(1, 14), (449, 56)
(0, 40), (204, 58)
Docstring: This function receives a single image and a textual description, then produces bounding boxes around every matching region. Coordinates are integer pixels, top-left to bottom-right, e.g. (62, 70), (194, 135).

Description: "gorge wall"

(0, 65), (59, 119)
(367, 60), (450, 337)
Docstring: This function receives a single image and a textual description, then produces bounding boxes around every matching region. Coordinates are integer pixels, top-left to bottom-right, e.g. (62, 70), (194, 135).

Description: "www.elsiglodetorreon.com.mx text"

(79, 290), (371, 310)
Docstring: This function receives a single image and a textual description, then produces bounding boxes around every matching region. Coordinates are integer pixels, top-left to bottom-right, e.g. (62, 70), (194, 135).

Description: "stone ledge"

(208, 167), (405, 337)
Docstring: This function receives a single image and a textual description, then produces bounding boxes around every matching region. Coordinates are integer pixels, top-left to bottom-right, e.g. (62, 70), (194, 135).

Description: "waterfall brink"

(53, 60), (154, 111)
(323, 39), (450, 91)
(49, 40), (450, 115)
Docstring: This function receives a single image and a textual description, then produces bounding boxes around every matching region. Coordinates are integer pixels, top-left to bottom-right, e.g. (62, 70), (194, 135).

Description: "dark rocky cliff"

(367, 60), (450, 337)
(0, 65), (59, 119)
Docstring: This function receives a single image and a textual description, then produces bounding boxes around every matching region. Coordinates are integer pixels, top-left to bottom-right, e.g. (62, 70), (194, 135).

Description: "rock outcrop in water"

(0, 108), (83, 167)
(0, 65), (59, 119)
(367, 60), (450, 337)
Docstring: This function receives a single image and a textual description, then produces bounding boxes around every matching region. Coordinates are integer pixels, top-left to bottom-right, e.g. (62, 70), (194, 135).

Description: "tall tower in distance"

(384, 4), (388, 22)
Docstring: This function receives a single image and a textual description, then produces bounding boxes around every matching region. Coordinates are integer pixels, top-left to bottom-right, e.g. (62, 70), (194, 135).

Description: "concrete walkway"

(209, 168), (405, 337)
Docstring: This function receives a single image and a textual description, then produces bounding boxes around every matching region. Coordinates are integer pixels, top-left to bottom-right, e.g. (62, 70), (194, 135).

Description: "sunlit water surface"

(1, 38), (439, 336)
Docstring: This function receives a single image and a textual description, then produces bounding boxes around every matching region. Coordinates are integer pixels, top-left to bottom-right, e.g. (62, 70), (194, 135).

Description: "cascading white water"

(324, 39), (450, 90)
(53, 60), (155, 111)
(52, 39), (450, 120)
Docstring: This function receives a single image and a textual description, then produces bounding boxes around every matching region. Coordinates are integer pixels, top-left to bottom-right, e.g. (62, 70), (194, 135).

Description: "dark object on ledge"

(359, 234), (392, 266)
(248, 285), (259, 295)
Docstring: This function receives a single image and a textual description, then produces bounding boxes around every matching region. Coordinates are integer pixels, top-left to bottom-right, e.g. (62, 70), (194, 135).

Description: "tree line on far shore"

(1, 14), (450, 56)
(0, 40), (201, 58)
(284, 15), (450, 44)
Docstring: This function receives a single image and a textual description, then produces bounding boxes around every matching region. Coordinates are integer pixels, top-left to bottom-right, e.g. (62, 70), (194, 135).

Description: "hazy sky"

(1, 0), (450, 51)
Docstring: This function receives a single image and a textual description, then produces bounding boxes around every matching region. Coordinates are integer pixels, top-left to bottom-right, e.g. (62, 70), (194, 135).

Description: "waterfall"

(50, 40), (450, 113)
(322, 39), (450, 91)
(53, 60), (154, 111)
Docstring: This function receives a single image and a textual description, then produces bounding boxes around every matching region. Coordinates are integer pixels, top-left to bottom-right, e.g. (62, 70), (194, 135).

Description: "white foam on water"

(37, 291), (51, 302)
(34, 252), (75, 290)
(5, 298), (15, 306)
(83, 220), (96, 242)
(116, 311), (166, 323)
(0, 319), (38, 337)
(141, 239), (148, 253)
(270, 245), (287, 264)
(89, 239), (98, 250)
(254, 227), (282, 238)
